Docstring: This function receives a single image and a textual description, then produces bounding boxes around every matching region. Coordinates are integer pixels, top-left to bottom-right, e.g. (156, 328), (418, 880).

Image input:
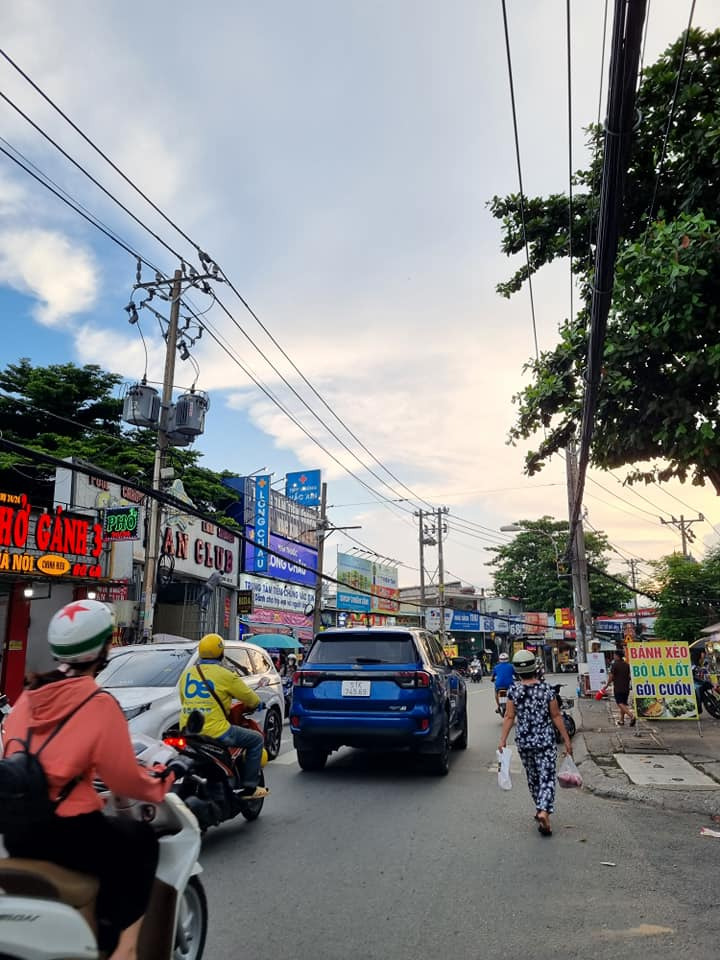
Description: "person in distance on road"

(491, 652), (515, 711)
(498, 649), (573, 837)
(606, 648), (636, 727)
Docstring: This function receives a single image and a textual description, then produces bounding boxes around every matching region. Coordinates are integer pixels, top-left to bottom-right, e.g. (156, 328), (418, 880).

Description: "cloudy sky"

(1, 1), (717, 595)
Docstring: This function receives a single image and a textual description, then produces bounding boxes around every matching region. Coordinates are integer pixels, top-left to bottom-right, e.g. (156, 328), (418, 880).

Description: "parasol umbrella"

(248, 633), (302, 650)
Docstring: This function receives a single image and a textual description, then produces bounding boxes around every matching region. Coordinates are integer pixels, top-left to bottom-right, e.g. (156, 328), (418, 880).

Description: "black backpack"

(0, 689), (102, 832)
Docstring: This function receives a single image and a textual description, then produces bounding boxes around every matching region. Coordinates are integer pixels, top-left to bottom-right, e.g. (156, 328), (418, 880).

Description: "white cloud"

(0, 228), (98, 325)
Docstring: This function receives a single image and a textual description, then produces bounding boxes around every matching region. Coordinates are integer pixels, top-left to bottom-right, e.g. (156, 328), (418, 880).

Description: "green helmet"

(512, 649), (537, 677)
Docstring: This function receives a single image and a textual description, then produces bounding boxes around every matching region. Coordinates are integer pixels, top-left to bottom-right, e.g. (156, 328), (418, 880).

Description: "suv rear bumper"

(291, 709), (444, 751)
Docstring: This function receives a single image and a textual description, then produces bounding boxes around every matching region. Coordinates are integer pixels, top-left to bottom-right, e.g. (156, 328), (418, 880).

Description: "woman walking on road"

(498, 649), (573, 837)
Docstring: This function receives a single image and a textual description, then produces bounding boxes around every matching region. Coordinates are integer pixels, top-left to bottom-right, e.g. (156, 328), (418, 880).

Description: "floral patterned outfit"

(508, 681), (557, 813)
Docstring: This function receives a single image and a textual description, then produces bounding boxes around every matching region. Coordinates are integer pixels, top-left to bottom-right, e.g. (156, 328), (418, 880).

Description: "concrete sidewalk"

(575, 694), (720, 815)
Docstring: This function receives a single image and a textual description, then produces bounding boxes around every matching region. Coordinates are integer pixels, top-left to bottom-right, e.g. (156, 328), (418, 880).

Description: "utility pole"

(312, 482), (328, 637)
(437, 507), (449, 645)
(660, 514), (704, 558)
(140, 268), (182, 642)
(626, 558), (641, 634)
(565, 443), (592, 681)
(414, 509), (427, 604)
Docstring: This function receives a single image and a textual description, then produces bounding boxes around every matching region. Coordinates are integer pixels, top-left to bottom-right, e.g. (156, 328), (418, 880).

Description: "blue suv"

(290, 627), (468, 775)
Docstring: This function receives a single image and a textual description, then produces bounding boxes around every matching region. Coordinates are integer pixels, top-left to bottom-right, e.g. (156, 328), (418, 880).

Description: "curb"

(574, 712), (720, 817)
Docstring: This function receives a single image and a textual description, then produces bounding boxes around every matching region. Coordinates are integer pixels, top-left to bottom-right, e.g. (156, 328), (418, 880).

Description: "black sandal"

(537, 814), (552, 836)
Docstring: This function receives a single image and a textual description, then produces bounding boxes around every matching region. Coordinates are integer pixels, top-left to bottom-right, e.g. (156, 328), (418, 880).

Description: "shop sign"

(0, 494), (105, 579)
(337, 552), (399, 614)
(158, 479), (239, 584)
(285, 470), (322, 506)
(244, 528), (317, 587)
(555, 607), (575, 628)
(240, 574), (315, 615)
(253, 476), (271, 573)
(103, 506), (140, 541)
(627, 641), (698, 720)
(237, 590), (253, 615)
(346, 613), (395, 627)
(161, 527), (236, 578)
(93, 584), (130, 601)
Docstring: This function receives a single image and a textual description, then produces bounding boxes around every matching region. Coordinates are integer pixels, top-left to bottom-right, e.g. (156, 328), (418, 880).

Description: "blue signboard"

(285, 470), (322, 506)
(253, 476), (271, 573)
(449, 611), (481, 632)
(245, 529), (318, 587)
(596, 619), (624, 633)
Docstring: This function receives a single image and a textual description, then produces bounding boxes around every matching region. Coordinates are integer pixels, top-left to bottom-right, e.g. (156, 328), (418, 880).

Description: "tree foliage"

(487, 517), (632, 615)
(652, 551), (720, 644)
(490, 28), (720, 490)
(0, 359), (240, 524)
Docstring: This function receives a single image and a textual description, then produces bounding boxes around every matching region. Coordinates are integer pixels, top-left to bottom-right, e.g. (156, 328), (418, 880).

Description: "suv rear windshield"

(98, 649), (192, 688)
(305, 633), (418, 665)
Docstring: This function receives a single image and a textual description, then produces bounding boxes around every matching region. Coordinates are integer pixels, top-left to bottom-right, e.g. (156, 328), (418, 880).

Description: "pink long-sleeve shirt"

(4, 675), (172, 816)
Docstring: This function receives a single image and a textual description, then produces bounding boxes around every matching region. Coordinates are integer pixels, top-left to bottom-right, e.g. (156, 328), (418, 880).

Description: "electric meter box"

(123, 383), (160, 427)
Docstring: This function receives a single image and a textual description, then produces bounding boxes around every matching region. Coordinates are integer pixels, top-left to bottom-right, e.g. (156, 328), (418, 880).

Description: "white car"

(97, 638), (285, 760)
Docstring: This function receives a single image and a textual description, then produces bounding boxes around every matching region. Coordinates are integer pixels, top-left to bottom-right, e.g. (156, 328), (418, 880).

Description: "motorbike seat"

(0, 858), (98, 931)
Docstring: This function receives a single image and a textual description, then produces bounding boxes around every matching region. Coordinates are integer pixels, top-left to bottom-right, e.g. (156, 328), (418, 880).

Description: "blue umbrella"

(249, 633), (302, 650)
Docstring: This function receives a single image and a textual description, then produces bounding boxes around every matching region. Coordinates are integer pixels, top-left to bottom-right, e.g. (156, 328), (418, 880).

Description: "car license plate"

(342, 680), (371, 697)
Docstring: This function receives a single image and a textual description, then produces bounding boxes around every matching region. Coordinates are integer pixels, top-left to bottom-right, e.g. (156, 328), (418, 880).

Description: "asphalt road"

(201, 677), (715, 959)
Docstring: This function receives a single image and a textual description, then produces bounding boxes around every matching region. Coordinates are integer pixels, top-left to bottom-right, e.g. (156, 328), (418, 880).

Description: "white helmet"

(48, 600), (114, 664)
(499, 652), (510, 662)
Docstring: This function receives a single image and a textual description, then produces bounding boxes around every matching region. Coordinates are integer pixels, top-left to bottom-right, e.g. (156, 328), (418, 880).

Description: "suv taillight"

(395, 671), (431, 689)
(293, 670), (322, 687)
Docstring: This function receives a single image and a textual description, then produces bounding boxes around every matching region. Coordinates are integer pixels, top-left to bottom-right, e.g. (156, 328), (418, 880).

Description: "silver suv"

(97, 638), (285, 759)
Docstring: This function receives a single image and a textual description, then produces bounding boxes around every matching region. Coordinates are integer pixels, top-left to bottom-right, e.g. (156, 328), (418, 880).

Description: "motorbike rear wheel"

(174, 876), (208, 960)
(702, 690), (720, 719)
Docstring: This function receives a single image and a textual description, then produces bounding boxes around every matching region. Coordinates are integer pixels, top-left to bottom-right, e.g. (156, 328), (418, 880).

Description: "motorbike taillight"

(164, 736), (187, 750)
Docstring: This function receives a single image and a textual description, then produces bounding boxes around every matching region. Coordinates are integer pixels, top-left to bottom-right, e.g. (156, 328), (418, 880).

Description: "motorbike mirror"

(186, 710), (205, 735)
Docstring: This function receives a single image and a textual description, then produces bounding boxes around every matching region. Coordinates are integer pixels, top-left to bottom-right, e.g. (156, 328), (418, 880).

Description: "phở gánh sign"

(0, 493), (105, 580)
(626, 641), (698, 720)
(103, 505), (140, 541)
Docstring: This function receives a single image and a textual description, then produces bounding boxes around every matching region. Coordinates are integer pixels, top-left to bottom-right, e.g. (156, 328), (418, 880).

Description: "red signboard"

(0, 493), (104, 580)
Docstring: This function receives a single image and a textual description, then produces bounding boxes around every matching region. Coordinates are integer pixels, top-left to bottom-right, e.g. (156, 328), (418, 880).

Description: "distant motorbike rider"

(491, 652), (516, 710)
(2, 600), (177, 960)
(284, 652), (298, 676)
(178, 633), (269, 799)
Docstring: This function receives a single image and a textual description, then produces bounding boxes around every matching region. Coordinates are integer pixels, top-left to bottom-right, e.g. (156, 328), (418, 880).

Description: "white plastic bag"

(496, 747), (512, 790)
(558, 754), (583, 788)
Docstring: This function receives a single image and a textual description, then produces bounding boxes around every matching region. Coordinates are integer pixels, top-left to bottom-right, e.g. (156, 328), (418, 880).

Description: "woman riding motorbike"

(2, 600), (179, 960)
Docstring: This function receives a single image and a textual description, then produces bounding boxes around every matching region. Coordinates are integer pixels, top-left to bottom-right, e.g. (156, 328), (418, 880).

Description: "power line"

(0, 89), (186, 266)
(645, 0), (697, 229)
(565, 0), (575, 325)
(499, 0), (539, 361)
(0, 48), (439, 517)
(0, 46), (203, 259)
(0, 135), (428, 529)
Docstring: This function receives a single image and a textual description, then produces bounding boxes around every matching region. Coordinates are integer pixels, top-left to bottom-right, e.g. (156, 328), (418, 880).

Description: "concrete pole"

(565, 443), (592, 681)
(140, 268), (182, 642)
(312, 482), (328, 637)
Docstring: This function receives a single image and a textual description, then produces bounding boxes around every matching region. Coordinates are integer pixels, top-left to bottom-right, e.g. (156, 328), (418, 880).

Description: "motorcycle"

(497, 687), (509, 718)
(0, 735), (207, 960)
(695, 678), (720, 718)
(282, 674), (293, 717)
(469, 666), (483, 684)
(164, 706), (268, 833)
(551, 684), (577, 742)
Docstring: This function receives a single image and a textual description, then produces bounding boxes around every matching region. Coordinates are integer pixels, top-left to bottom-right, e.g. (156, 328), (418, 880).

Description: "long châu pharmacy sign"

(0, 492), (105, 579)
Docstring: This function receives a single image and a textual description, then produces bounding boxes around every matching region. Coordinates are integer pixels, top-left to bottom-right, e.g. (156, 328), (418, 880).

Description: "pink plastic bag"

(558, 755), (583, 788)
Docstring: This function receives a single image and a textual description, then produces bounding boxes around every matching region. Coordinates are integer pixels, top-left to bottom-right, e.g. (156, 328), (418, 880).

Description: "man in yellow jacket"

(179, 633), (268, 799)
